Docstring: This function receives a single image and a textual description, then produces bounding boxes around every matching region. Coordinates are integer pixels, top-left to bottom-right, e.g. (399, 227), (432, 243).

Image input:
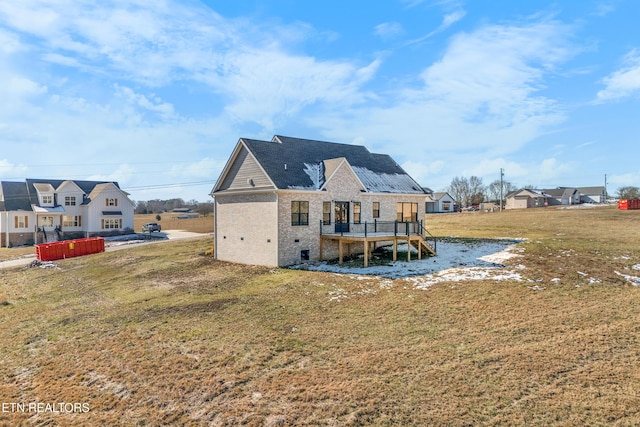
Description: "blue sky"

(1, 0), (639, 202)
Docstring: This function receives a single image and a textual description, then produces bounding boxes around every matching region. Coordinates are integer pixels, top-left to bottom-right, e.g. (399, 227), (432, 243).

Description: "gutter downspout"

(212, 195), (217, 260)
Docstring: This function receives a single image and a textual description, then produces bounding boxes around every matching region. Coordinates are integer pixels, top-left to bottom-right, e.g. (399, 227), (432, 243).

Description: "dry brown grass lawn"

(134, 213), (213, 234)
(1, 205), (640, 426)
(0, 214), (212, 262)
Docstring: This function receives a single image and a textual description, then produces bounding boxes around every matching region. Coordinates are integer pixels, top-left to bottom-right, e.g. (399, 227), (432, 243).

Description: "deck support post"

(393, 238), (398, 261)
(364, 239), (369, 268)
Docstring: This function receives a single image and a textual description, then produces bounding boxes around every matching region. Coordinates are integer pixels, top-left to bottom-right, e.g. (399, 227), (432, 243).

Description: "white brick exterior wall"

(214, 192), (279, 266)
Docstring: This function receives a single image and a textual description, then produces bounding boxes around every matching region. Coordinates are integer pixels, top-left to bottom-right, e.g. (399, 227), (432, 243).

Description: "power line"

(123, 181), (215, 191)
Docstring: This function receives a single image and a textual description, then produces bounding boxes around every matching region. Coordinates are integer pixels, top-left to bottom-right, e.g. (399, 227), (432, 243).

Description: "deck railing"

(319, 220), (437, 251)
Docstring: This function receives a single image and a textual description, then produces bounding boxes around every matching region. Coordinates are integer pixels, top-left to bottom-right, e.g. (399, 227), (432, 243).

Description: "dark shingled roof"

(0, 181), (32, 211)
(240, 135), (425, 194)
(0, 179), (121, 211)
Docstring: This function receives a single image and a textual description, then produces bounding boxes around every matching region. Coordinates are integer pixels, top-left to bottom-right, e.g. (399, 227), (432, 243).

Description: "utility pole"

(499, 168), (504, 212)
(604, 173), (608, 203)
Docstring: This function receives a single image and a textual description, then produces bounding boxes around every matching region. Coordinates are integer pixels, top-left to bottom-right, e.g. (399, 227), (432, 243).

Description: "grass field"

(1, 206), (640, 425)
(133, 213), (214, 234)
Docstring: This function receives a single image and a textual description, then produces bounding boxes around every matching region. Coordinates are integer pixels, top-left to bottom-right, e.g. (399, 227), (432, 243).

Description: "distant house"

(505, 189), (551, 209)
(425, 191), (455, 213)
(541, 188), (581, 206)
(577, 186), (607, 203)
(210, 135), (435, 267)
(0, 179), (134, 247)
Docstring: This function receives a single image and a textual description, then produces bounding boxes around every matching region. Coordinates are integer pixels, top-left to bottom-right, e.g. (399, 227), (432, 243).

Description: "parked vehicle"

(142, 222), (161, 232)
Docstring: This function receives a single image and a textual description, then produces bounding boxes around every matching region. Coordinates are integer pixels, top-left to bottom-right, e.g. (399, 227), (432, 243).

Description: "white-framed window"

(63, 215), (81, 227)
(15, 216), (28, 229)
(40, 216), (54, 227)
(102, 218), (122, 229)
(42, 195), (53, 205)
(106, 198), (118, 207)
(65, 196), (76, 206)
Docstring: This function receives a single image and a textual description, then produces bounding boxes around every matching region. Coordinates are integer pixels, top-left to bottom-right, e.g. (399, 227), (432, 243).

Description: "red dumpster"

(35, 237), (105, 261)
(619, 199), (640, 210)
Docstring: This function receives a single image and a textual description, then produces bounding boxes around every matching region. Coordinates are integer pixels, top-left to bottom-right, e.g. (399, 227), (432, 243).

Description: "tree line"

(447, 176), (517, 208)
(447, 177), (639, 208)
(134, 198), (213, 216)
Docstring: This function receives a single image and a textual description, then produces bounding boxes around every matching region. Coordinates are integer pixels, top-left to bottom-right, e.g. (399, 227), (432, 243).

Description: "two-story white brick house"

(211, 135), (435, 267)
(0, 179), (135, 247)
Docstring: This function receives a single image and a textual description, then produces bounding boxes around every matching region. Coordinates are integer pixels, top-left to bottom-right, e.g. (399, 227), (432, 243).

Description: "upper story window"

(373, 202), (380, 219)
(65, 196), (76, 206)
(397, 202), (418, 222)
(41, 195), (53, 205)
(106, 198), (118, 207)
(322, 202), (331, 225)
(353, 202), (361, 224)
(291, 201), (309, 226)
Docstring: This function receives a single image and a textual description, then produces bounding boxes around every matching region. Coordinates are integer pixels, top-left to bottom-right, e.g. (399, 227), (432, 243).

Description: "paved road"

(0, 231), (212, 270)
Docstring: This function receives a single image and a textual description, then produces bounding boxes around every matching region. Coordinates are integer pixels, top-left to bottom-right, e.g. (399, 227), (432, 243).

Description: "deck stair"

(410, 235), (437, 257)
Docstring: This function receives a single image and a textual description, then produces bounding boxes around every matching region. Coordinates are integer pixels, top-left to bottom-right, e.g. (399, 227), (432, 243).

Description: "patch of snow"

(551, 278), (561, 283)
(559, 203), (607, 209)
(633, 264), (640, 271)
(528, 285), (545, 291)
(301, 162), (325, 189)
(615, 271), (640, 286)
(351, 166), (424, 194)
(405, 267), (523, 290)
(299, 239), (523, 280)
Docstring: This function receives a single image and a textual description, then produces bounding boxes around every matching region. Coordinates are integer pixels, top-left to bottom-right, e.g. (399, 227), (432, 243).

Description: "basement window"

(301, 250), (310, 261)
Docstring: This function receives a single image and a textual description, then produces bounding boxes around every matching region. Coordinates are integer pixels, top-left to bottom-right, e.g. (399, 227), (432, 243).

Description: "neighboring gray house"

(211, 135), (435, 267)
(425, 191), (455, 213)
(505, 189), (551, 209)
(577, 186), (607, 203)
(541, 188), (581, 206)
(0, 179), (134, 247)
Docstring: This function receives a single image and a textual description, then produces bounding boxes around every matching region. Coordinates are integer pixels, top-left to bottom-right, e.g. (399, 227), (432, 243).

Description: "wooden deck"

(319, 232), (436, 267)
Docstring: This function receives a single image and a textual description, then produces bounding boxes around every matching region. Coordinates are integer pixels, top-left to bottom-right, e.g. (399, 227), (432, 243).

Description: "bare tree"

(488, 179), (517, 203)
(468, 176), (486, 206)
(448, 176), (469, 210)
(617, 186), (640, 200)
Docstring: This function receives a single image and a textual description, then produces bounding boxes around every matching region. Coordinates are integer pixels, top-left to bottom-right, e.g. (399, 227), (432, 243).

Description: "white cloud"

(6, 77), (47, 97)
(0, 159), (29, 178)
(406, 3), (466, 44)
(314, 19), (574, 165)
(374, 22), (404, 40)
(114, 85), (174, 119)
(596, 49), (640, 102)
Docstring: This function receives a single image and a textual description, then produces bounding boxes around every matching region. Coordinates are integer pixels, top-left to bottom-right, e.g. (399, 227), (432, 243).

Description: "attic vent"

(247, 178), (255, 187)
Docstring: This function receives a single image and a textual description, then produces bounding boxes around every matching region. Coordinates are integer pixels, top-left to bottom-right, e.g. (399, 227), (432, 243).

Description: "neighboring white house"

(541, 188), (581, 206)
(577, 186), (607, 203)
(425, 191), (455, 213)
(0, 179), (135, 247)
(211, 135), (433, 267)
